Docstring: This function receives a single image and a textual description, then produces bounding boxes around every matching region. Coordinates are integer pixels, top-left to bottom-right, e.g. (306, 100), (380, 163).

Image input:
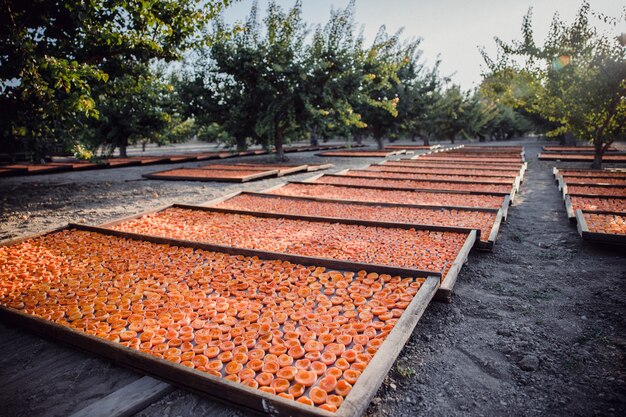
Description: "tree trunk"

(310, 127), (319, 147)
(411, 134), (417, 143)
(119, 138), (128, 158)
(236, 136), (247, 152)
(355, 133), (363, 146)
(421, 134), (430, 146)
(591, 139), (604, 169)
(450, 136), (455, 144)
(375, 135), (384, 150)
(274, 124), (288, 162)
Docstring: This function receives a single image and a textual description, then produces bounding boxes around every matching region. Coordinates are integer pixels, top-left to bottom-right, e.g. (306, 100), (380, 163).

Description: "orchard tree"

(304, 1), (366, 146)
(0, 0), (233, 160)
(483, 1), (626, 168)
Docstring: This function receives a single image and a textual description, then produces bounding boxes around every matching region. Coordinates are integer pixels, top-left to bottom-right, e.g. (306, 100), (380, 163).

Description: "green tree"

(483, 1), (626, 168)
(0, 0), (233, 160)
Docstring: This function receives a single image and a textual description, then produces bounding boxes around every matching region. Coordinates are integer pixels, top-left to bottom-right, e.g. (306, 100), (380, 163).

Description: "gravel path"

(0, 138), (624, 417)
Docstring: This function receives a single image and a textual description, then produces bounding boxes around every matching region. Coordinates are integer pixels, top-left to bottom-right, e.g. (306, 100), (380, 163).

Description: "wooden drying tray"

(538, 153), (626, 162)
(575, 210), (626, 245)
(0, 224), (439, 417)
(366, 165), (521, 180)
(306, 173), (518, 201)
(384, 145), (442, 150)
(268, 180), (512, 219)
(542, 146), (620, 152)
(200, 190), (502, 252)
(316, 150), (405, 158)
(336, 169), (521, 192)
(97, 203), (476, 302)
(559, 181), (626, 199)
(381, 161), (527, 180)
(143, 168), (279, 183)
(562, 195), (626, 222)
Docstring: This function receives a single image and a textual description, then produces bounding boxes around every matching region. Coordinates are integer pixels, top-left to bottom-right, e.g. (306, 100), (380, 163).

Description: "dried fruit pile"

(583, 213), (626, 235)
(315, 175), (512, 193)
(0, 229), (429, 412)
(111, 208), (467, 276)
(367, 165), (519, 178)
(270, 183), (505, 208)
(566, 185), (626, 197)
(569, 196), (626, 213)
(343, 170), (515, 184)
(215, 194), (496, 243)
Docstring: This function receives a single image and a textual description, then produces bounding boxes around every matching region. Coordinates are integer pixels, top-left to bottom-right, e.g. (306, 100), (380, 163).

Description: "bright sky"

(223, 0), (625, 89)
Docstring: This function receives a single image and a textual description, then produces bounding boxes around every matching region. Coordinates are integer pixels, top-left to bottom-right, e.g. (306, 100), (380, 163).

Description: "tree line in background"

(0, 1), (623, 165)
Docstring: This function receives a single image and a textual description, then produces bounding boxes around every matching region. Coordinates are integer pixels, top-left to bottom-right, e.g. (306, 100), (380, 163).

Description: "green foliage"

(482, 1), (626, 167)
(0, 0), (233, 159)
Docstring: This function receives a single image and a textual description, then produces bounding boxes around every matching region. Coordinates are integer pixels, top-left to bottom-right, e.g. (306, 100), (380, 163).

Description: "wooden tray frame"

(143, 168), (280, 183)
(561, 182), (626, 199)
(264, 181), (512, 218)
(336, 169), (520, 190)
(539, 153), (626, 162)
(307, 173), (517, 199)
(574, 210), (626, 245)
(201, 191), (502, 251)
(0, 224), (440, 417)
(366, 166), (520, 179)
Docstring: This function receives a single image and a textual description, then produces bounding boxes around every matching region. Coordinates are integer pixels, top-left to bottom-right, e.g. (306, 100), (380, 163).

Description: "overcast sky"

(223, 0), (625, 89)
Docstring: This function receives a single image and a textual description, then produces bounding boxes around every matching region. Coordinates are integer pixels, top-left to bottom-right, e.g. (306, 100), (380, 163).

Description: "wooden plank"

(435, 230), (477, 302)
(564, 195), (576, 222)
(575, 210), (626, 244)
(200, 191), (245, 207)
(334, 276), (439, 417)
(74, 224), (442, 280)
(501, 195), (511, 221)
(485, 209), (504, 250)
(68, 376), (174, 417)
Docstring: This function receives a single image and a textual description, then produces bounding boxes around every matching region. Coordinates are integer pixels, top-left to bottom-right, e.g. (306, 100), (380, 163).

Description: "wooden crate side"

(435, 230), (477, 302)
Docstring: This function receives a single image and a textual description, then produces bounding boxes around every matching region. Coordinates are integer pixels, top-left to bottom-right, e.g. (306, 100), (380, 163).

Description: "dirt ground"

(0, 138), (624, 417)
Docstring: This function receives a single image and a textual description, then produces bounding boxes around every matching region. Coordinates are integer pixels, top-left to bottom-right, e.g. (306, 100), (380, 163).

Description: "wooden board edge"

(339, 171), (517, 186)
(575, 209), (588, 237)
(564, 195), (576, 222)
(67, 376), (174, 417)
(200, 191), (245, 207)
(487, 209), (504, 248)
(335, 276), (439, 417)
(435, 230), (477, 303)
(97, 204), (175, 228)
